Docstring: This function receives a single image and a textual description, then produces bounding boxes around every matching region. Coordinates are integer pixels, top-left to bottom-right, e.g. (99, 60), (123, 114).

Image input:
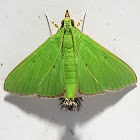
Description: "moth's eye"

(61, 20), (64, 27)
(71, 19), (74, 26)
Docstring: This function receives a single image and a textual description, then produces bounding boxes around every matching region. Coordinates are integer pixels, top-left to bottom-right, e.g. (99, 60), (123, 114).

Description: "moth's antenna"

(45, 13), (60, 36)
(76, 10), (87, 32)
(45, 14), (52, 36)
(81, 10), (87, 32)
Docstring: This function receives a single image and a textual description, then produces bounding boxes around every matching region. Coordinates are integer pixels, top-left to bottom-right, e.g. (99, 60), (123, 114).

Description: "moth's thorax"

(63, 28), (73, 48)
(64, 18), (71, 29)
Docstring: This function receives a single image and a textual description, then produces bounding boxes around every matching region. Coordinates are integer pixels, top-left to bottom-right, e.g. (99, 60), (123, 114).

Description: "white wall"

(0, 0), (140, 140)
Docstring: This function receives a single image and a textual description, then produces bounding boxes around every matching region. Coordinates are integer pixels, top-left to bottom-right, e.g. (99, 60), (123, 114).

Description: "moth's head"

(61, 10), (74, 28)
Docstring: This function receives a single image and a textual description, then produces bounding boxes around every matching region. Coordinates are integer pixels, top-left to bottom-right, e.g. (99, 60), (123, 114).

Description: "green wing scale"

(4, 28), (65, 97)
(72, 27), (137, 95)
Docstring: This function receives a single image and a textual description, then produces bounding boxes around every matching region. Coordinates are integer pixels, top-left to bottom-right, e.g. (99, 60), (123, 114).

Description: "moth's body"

(4, 10), (137, 111)
(63, 19), (77, 98)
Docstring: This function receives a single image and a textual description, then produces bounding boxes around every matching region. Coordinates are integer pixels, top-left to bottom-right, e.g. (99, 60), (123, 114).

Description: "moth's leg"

(76, 10), (87, 32)
(45, 14), (60, 36)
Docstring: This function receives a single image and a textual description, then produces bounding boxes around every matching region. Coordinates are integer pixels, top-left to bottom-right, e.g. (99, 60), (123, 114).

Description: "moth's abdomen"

(63, 33), (77, 98)
(64, 58), (77, 98)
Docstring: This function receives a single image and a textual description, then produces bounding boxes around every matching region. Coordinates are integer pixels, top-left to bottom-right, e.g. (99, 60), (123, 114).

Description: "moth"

(4, 10), (137, 111)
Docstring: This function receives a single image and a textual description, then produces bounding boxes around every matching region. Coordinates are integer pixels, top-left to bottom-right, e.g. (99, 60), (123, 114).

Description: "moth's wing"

(72, 27), (137, 94)
(4, 28), (65, 97)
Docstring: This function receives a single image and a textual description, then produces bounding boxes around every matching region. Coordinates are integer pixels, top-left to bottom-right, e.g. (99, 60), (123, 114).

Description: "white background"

(0, 0), (140, 140)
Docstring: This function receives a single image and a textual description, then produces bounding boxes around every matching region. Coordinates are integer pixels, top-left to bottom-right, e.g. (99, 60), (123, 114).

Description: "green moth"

(4, 10), (137, 111)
